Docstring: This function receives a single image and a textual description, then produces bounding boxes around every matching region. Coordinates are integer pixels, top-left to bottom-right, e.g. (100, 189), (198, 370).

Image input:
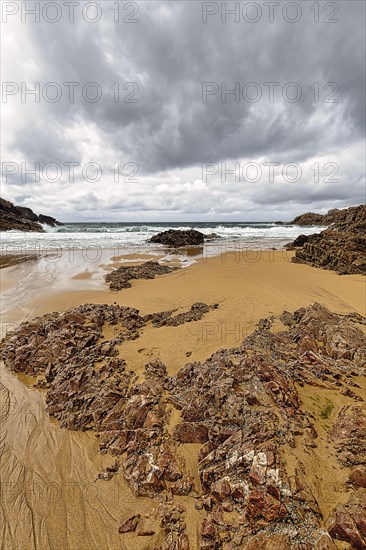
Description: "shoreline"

(1, 248), (364, 330)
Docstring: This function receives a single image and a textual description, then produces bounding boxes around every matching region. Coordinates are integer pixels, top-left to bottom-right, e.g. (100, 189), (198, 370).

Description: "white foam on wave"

(40, 224), (59, 233)
(0, 223), (327, 252)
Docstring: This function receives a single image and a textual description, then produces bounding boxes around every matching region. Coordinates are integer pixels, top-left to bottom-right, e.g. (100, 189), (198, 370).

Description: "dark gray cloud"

(2, 0), (365, 220)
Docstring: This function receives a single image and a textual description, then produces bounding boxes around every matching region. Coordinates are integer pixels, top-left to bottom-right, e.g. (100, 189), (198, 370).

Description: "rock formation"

(0, 197), (63, 231)
(105, 261), (178, 291)
(1, 302), (365, 548)
(149, 229), (205, 247)
(289, 207), (353, 226)
(288, 204), (366, 275)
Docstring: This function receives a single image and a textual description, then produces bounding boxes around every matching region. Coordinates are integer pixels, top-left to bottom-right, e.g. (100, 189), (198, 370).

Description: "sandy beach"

(3, 0), (366, 543)
(0, 249), (365, 549)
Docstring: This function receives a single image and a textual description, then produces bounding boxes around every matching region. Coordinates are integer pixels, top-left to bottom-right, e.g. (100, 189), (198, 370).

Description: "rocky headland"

(289, 207), (356, 226)
(287, 204), (366, 275)
(0, 197), (63, 232)
(2, 301), (365, 549)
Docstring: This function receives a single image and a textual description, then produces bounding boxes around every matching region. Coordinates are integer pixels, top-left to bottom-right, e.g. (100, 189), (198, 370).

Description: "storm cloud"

(2, 0), (365, 221)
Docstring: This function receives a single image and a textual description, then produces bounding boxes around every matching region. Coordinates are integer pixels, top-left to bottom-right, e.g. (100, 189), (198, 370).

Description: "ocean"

(0, 222), (324, 255)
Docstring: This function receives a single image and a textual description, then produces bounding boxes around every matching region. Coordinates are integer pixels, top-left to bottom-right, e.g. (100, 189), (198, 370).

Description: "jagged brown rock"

(289, 207), (354, 226)
(105, 261), (178, 291)
(1, 302), (365, 548)
(331, 405), (366, 466)
(349, 467), (366, 489)
(288, 204), (366, 275)
(147, 302), (219, 327)
(327, 490), (366, 549)
(118, 514), (140, 533)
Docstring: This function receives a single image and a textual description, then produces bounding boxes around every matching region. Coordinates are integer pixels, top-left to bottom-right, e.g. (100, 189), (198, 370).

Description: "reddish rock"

(246, 489), (286, 523)
(201, 517), (217, 540)
(124, 394), (155, 429)
(173, 421), (209, 443)
(230, 482), (249, 502)
(202, 495), (214, 511)
(349, 467), (366, 489)
(157, 450), (184, 482)
(328, 508), (365, 549)
(159, 504), (190, 550)
(210, 478), (231, 501)
(171, 478), (192, 496)
(347, 490), (366, 539)
(331, 405), (366, 466)
(267, 484), (281, 501)
(249, 463), (266, 486)
(118, 514), (140, 533)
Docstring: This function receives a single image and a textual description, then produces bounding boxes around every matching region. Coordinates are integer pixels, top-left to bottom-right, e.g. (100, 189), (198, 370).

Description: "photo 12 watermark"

(202, 81), (339, 104)
(201, 2), (340, 24)
(1, 161), (140, 184)
(1, 81), (140, 104)
(202, 161), (340, 184)
(201, 320), (252, 344)
(2, 1), (140, 24)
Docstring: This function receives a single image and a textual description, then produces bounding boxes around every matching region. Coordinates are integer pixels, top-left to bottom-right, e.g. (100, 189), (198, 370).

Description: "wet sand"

(0, 250), (364, 549)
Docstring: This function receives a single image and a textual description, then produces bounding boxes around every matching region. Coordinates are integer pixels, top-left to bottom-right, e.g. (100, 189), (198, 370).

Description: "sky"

(1, 0), (365, 222)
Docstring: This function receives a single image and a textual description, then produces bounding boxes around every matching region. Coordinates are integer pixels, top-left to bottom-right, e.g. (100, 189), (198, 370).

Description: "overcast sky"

(2, 0), (365, 221)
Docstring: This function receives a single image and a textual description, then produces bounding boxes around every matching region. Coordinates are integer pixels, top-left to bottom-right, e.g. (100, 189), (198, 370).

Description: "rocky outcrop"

(288, 204), (366, 275)
(0, 301), (218, 381)
(1, 302), (365, 547)
(291, 212), (326, 225)
(0, 197), (63, 231)
(149, 229), (205, 247)
(289, 207), (352, 226)
(289, 234), (311, 247)
(38, 214), (61, 227)
(105, 261), (178, 291)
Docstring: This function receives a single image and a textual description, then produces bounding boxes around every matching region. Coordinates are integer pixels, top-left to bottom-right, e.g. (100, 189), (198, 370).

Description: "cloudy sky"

(2, 0), (365, 221)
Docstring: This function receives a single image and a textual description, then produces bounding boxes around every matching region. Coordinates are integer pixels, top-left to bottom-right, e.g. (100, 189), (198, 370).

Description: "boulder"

(149, 229), (205, 246)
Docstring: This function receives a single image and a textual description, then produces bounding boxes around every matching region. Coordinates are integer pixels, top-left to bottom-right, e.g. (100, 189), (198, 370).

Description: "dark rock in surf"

(149, 229), (205, 247)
